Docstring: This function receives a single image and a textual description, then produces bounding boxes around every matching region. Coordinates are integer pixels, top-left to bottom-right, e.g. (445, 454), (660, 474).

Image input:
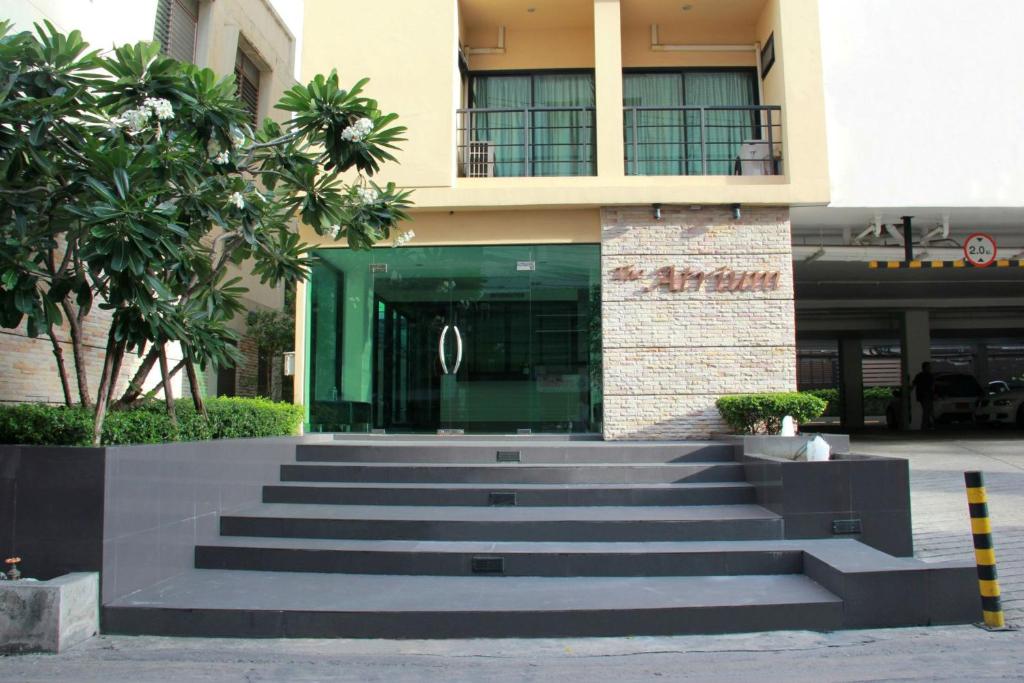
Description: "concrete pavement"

(851, 432), (1024, 623)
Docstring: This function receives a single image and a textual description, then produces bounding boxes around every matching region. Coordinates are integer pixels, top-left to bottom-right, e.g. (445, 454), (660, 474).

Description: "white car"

(975, 386), (1024, 427)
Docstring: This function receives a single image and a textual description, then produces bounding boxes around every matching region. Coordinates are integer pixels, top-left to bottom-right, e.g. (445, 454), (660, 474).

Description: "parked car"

(976, 382), (1024, 427)
(886, 373), (985, 428)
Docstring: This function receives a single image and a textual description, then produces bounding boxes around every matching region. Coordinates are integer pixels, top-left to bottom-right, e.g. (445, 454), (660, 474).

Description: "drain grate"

(496, 450), (521, 463)
(488, 491), (517, 506)
(471, 556), (505, 574)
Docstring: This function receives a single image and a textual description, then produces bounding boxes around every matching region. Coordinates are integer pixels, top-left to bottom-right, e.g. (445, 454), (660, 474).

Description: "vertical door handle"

(438, 325), (450, 375)
(452, 325), (463, 374)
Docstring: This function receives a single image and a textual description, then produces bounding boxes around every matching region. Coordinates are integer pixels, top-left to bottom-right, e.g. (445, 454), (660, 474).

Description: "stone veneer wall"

(601, 205), (796, 439)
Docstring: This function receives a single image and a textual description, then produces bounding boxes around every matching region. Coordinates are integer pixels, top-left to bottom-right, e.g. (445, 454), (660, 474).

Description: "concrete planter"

(0, 572), (98, 653)
(741, 436), (912, 557)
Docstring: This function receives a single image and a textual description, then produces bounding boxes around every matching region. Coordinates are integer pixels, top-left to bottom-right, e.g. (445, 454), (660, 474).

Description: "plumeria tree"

(0, 22), (412, 443)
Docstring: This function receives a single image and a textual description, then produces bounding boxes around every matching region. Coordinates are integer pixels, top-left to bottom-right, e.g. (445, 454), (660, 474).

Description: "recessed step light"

(471, 557), (505, 574)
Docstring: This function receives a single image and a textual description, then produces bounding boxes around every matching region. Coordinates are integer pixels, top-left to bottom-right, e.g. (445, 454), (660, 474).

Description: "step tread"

(109, 570), (840, 612)
(266, 481), (755, 491)
(285, 462), (742, 469)
(196, 537), (838, 554)
(226, 503), (779, 523)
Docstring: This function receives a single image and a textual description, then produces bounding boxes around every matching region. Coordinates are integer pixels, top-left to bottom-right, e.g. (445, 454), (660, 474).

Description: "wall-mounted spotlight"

(652, 203), (662, 220)
(731, 203), (742, 220)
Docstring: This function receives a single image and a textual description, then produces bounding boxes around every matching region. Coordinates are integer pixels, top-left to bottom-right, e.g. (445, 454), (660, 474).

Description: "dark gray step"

(263, 481), (756, 507)
(195, 537), (803, 576)
(103, 570), (843, 638)
(219, 504), (783, 542)
(296, 442), (739, 464)
(279, 462), (745, 485)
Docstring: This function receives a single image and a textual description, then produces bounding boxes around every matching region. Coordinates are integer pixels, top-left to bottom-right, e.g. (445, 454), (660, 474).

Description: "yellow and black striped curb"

(869, 259), (1024, 269)
(965, 471), (1005, 629)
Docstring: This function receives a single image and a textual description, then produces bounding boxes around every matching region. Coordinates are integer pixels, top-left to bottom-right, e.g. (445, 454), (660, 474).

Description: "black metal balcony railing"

(623, 105), (783, 176)
(456, 107), (596, 178)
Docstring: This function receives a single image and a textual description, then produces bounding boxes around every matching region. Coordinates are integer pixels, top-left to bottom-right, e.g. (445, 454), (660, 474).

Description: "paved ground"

(852, 430), (1024, 623)
(1, 432), (1022, 681)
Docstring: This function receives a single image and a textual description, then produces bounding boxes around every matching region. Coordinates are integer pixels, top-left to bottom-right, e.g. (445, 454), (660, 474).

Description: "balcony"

(456, 106), (596, 178)
(624, 105), (782, 176)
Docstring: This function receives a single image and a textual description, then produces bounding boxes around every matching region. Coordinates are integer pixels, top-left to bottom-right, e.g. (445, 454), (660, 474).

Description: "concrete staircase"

(102, 440), (977, 638)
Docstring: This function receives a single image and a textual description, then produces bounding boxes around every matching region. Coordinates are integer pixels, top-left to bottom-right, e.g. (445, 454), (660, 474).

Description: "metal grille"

(234, 48), (261, 125)
(456, 106), (596, 178)
(154, 0), (198, 63)
(623, 105), (783, 176)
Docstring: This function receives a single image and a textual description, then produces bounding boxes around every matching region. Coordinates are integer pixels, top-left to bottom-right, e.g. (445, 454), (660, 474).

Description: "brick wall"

(601, 205), (796, 439)
(0, 308), (183, 406)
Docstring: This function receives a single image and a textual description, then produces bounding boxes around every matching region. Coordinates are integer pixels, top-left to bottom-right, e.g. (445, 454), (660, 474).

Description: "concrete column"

(975, 342), (990, 385)
(838, 337), (864, 430)
(900, 310), (931, 430)
(593, 0), (624, 177)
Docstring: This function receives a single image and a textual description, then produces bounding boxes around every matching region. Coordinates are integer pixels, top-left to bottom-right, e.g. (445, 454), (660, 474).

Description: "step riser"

(280, 464), (745, 485)
(103, 602), (842, 638)
(262, 485), (756, 507)
(296, 444), (739, 464)
(195, 547), (802, 577)
(219, 517), (783, 542)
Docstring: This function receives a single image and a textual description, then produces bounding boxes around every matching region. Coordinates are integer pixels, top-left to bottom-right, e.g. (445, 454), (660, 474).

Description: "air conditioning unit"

(463, 140), (494, 178)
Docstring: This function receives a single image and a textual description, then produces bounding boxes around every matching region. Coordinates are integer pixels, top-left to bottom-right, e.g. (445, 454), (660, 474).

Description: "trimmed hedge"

(716, 392), (828, 434)
(804, 387), (896, 417)
(0, 397), (304, 446)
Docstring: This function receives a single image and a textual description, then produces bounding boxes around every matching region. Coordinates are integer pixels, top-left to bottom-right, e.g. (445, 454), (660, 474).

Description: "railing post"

(767, 107), (775, 175)
(523, 107), (531, 177)
(630, 108), (639, 176)
(699, 107), (707, 176)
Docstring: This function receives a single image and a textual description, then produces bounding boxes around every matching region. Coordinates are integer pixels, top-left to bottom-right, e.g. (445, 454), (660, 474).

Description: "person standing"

(912, 362), (936, 430)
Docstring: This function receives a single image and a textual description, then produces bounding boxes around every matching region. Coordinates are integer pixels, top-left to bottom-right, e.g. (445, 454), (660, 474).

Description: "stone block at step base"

(0, 572), (99, 653)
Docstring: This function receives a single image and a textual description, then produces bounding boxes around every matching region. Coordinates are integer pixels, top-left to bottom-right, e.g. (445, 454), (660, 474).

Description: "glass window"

(468, 73), (595, 176)
(623, 70), (758, 175)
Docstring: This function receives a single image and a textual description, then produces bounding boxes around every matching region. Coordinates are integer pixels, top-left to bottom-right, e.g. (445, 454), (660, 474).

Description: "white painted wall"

(267, 0), (303, 81)
(818, 0), (1024, 208)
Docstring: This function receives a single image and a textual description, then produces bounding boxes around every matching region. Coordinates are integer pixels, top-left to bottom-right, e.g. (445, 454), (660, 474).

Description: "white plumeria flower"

(392, 230), (415, 247)
(341, 117), (374, 142)
(356, 187), (379, 205)
(230, 128), (246, 148)
(229, 192), (245, 209)
(118, 108), (149, 133)
(212, 151), (231, 165)
(142, 97), (174, 121)
(326, 225), (341, 239)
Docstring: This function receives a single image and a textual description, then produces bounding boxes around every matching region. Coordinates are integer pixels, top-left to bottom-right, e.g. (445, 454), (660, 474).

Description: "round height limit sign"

(964, 232), (997, 267)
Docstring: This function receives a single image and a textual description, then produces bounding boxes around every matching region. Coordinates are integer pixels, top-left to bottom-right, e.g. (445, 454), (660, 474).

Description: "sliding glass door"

(623, 69), (758, 175)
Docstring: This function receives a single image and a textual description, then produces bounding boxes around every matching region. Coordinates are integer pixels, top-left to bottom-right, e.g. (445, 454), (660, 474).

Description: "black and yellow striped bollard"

(964, 471), (1005, 629)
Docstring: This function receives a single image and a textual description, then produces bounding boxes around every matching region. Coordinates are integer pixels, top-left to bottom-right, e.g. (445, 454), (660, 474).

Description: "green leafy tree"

(245, 308), (294, 399)
(0, 21), (412, 443)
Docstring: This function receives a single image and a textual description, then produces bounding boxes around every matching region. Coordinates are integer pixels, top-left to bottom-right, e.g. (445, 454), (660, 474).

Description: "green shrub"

(0, 404), (93, 446)
(799, 387), (896, 418)
(716, 392), (828, 434)
(0, 398), (304, 446)
(804, 388), (839, 416)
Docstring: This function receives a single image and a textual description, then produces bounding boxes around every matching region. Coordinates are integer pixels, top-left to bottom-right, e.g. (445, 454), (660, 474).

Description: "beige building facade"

(296, 0), (829, 438)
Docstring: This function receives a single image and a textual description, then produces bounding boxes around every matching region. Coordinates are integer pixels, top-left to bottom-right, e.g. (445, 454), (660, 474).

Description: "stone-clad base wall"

(601, 205), (796, 439)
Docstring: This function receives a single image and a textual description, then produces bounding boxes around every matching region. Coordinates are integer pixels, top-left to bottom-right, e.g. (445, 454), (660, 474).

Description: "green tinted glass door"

(439, 246), (535, 433)
(308, 245), (601, 434)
